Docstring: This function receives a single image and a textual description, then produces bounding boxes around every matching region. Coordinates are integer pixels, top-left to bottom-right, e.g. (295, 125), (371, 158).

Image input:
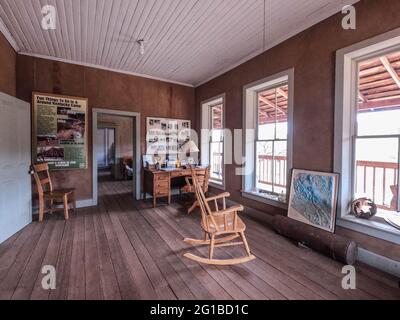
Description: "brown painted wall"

(0, 32), (16, 96)
(195, 0), (400, 260)
(17, 55), (195, 200)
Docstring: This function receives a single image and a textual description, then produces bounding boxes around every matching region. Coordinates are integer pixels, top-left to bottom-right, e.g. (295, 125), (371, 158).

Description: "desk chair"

(180, 166), (210, 214)
(32, 163), (76, 221)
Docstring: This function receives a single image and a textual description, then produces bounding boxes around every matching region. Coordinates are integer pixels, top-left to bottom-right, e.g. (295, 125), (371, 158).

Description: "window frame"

(200, 94), (226, 190)
(335, 28), (400, 244)
(242, 69), (294, 208)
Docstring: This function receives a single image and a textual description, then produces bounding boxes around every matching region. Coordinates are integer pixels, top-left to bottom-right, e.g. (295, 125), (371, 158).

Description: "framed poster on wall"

(32, 92), (88, 170)
(146, 117), (191, 160)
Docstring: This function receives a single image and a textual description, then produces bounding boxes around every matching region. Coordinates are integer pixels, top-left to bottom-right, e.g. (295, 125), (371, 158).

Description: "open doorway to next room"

(96, 113), (135, 197)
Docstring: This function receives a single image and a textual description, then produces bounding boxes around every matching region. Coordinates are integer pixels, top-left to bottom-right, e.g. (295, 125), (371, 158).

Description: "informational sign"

(146, 117), (191, 158)
(33, 92), (88, 170)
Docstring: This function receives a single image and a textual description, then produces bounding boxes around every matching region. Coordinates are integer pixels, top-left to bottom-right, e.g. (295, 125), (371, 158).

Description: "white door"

(0, 92), (32, 244)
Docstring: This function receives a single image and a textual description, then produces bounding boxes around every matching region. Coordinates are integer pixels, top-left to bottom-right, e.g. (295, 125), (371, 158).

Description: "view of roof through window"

(355, 52), (400, 215)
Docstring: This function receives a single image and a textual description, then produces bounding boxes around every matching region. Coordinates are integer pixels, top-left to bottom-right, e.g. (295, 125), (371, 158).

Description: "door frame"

(92, 108), (141, 204)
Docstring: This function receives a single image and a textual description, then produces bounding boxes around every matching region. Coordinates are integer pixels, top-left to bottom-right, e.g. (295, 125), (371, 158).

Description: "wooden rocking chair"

(183, 168), (256, 265)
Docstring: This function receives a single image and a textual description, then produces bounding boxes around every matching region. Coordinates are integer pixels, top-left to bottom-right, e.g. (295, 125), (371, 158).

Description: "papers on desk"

(143, 155), (154, 167)
(161, 168), (179, 172)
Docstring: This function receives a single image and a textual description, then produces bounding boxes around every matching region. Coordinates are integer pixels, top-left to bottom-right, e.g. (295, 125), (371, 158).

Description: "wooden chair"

(31, 163), (76, 222)
(180, 166), (210, 214)
(183, 168), (256, 265)
(390, 185), (398, 211)
(121, 157), (133, 180)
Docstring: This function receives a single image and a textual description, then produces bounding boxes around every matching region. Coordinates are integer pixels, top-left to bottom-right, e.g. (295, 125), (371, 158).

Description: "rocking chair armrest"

(205, 192), (231, 202)
(212, 204), (244, 217)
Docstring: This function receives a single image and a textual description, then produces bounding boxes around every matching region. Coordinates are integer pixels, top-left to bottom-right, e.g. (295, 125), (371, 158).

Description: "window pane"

(358, 53), (400, 136)
(211, 105), (223, 129)
(355, 138), (398, 212)
(211, 129), (223, 142)
(276, 85), (288, 140)
(256, 140), (288, 201)
(357, 109), (400, 136)
(273, 141), (287, 196)
(210, 142), (223, 183)
(256, 141), (273, 192)
(258, 85), (288, 140)
(276, 120), (288, 140)
(258, 88), (276, 140)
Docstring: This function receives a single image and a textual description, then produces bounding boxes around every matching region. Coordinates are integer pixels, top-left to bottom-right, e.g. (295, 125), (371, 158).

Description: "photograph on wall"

(33, 93), (88, 170)
(288, 169), (339, 233)
(146, 117), (191, 159)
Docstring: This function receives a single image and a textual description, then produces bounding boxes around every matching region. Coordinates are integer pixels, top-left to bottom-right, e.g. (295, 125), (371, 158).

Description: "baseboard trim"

(357, 248), (400, 278)
(77, 199), (95, 208)
(32, 199), (95, 213)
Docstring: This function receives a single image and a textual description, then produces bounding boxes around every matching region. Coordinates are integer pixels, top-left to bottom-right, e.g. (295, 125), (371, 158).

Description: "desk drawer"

(155, 188), (169, 196)
(155, 174), (169, 182)
(155, 180), (169, 189)
(171, 170), (190, 178)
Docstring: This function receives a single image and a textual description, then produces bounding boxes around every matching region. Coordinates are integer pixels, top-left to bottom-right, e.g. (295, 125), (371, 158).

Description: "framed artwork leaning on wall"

(288, 169), (339, 233)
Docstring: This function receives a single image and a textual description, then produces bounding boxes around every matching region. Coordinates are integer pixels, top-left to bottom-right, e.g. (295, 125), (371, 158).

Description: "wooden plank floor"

(0, 178), (399, 300)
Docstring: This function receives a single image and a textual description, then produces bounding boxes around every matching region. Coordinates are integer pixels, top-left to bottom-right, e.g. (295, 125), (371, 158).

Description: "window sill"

(337, 214), (400, 245)
(241, 191), (288, 209)
(209, 181), (225, 191)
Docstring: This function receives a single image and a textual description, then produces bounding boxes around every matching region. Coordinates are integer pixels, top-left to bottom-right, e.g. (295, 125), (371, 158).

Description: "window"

(335, 28), (400, 242)
(209, 104), (224, 184)
(256, 85), (288, 201)
(201, 95), (225, 188)
(243, 70), (294, 207)
(355, 54), (400, 215)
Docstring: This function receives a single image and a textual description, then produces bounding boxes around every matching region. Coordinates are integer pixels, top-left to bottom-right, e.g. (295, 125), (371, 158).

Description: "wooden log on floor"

(272, 215), (358, 265)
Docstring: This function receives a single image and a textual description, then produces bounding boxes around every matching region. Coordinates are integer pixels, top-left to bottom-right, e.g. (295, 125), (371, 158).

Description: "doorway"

(92, 109), (141, 205)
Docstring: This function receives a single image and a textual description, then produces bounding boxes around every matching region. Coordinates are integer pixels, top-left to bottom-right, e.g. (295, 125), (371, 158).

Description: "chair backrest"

(202, 166), (210, 193)
(390, 185), (398, 211)
(32, 163), (53, 196)
(193, 166), (210, 193)
(190, 167), (218, 231)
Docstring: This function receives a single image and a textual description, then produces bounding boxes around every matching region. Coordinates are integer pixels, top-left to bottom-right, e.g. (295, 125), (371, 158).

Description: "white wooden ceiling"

(0, 0), (358, 87)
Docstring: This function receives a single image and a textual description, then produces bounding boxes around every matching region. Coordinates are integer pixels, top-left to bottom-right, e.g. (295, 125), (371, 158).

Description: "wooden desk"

(143, 167), (206, 208)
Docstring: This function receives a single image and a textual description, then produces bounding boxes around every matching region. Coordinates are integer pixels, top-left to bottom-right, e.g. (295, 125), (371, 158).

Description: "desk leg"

(168, 176), (172, 205)
(153, 196), (156, 208)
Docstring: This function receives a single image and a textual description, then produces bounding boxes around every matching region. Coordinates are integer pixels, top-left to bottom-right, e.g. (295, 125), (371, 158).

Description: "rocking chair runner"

(183, 168), (256, 265)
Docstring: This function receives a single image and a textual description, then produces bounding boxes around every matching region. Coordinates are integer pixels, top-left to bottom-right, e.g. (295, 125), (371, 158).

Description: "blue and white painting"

(288, 170), (338, 232)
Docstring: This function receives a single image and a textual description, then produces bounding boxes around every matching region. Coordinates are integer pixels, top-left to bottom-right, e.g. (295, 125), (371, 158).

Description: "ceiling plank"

(259, 95), (287, 116)
(380, 56), (400, 89)
(0, 0), (361, 86)
(277, 88), (288, 99)
(358, 92), (368, 102)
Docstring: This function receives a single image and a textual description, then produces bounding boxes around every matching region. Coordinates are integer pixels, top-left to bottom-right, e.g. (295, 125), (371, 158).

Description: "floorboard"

(0, 178), (398, 300)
